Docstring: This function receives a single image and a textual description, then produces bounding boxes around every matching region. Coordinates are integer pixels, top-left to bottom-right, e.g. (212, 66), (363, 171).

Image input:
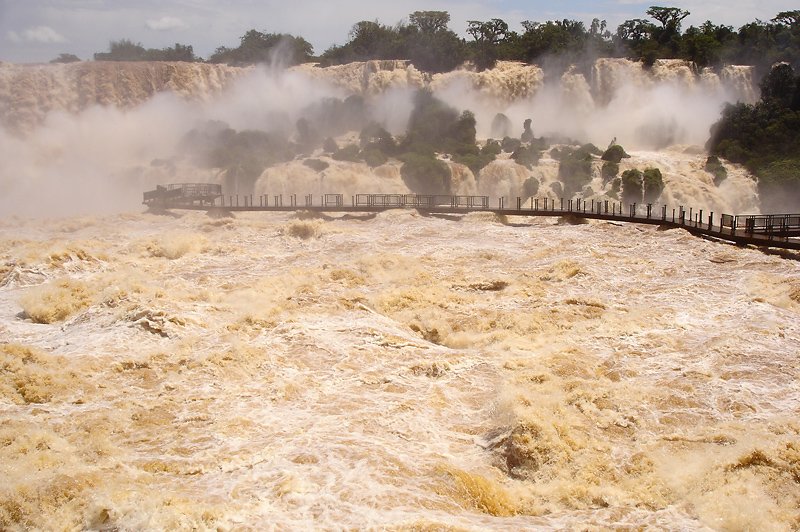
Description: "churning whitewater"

(0, 59), (798, 530)
(1, 211), (799, 529)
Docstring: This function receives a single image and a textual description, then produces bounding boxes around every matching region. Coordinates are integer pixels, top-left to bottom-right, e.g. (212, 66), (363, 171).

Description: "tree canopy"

(92, 7), (799, 72)
(208, 30), (312, 65)
(94, 40), (198, 61)
(319, 12), (466, 73)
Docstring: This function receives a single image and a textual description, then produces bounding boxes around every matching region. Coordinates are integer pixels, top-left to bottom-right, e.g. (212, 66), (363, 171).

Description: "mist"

(0, 57), (758, 218)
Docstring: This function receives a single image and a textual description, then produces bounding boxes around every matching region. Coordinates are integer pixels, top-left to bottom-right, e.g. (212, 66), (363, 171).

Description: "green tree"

(601, 161), (619, 183)
(620, 169), (644, 204)
(773, 10), (800, 27)
(94, 39), (147, 61)
(614, 18), (657, 61)
(467, 18), (511, 70)
(332, 144), (361, 162)
(558, 148), (593, 197)
(681, 22), (734, 67)
(646, 6), (690, 32)
(360, 122), (396, 153)
(405, 13), (466, 72)
(402, 89), (460, 152)
(588, 18), (614, 55)
(760, 63), (797, 107)
(642, 167), (665, 202)
(520, 19), (588, 64)
(490, 113), (512, 138)
(601, 144), (630, 163)
(704, 156), (728, 185)
(522, 177), (540, 198)
(400, 153), (451, 194)
(511, 145), (541, 169)
(646, 5), (690, 57)
(209, 30), (312, 65)
(409, 11), (451, 34)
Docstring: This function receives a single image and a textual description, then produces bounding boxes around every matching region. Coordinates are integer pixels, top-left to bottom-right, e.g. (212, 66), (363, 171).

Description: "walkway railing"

(142, 185), (800, 250)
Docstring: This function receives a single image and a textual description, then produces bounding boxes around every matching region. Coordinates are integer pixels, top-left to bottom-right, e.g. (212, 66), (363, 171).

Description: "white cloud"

(8, 26), (67, 44)
(146, 16), (187, 31)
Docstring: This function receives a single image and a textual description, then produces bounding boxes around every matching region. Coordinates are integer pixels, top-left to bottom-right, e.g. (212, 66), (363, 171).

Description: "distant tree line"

(70, 6), (797, 73)
(318, 11), (465, 73)
(93, 39), (198, 62)
(319, 7), (799, 74)
(206, 30), (312, 66)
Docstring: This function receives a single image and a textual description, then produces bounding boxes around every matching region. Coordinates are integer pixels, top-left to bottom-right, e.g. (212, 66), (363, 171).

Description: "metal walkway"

(142, 184), (800, 251)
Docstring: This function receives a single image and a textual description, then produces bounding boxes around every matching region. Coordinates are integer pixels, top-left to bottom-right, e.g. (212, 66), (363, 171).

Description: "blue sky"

(0, 0), (796, 63)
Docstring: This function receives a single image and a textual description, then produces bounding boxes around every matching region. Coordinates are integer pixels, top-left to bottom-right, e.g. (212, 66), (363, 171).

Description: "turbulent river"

(1, 210), (799, 530)
(0, 58), (798, 530)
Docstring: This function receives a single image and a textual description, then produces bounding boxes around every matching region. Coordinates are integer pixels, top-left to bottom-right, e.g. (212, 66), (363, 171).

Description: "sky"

(0, 0), (796, 63)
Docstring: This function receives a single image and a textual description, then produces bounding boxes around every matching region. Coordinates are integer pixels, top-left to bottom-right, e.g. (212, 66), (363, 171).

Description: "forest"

(81, 7), (799, 74)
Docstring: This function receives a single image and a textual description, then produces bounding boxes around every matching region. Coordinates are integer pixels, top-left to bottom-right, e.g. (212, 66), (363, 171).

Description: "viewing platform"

(143, 183), (800, 251)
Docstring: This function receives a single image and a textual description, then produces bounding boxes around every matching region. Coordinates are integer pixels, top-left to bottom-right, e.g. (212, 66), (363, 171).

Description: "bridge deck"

(142, 187), (800, 251)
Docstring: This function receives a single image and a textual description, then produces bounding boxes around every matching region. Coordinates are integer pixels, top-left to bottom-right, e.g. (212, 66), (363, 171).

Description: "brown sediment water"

(1, 210), (798, 529)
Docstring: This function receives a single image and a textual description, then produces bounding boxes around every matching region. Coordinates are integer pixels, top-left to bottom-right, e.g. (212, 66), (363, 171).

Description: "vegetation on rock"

(707, 62), (800, 211)
(94, 40), (199, 62)
(704, 156), (728, 186)
(601, 144), (631, 163)
(601, 161), (620, 183)
(208, 30), (312, 66)
(642, 168), (665, 203)
(620, 169), (644, 205)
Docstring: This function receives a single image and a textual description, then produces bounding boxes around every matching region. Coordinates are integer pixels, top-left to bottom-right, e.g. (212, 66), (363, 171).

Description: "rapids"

(1, 210), (799, 529)
(2, 56), (795, 529)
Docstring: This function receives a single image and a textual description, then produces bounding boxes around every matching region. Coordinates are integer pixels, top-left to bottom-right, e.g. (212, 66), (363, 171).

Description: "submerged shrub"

(362, 148), (388, 168)
(522, 177), (540, 198)
(303, 158), (329, 172)
(705, 155), (728, 185)
(578, 143), (603, 157)
(501, 136), (522, 153)
(482, 140), (502, 156)
(332, 144), (361, 162)
(642, 167), (665, 203)
(454, 152), (495, 177)
(601, 144), (631, 163)
(491, 113), (512, 138)
(400, 152), (451, 194)
(620, 169), (643, 204)
(558, 151), (592, 197)
(602, 161), (619, 183)
(511, 145), (541, 169)
(323, 137), (338, 153)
